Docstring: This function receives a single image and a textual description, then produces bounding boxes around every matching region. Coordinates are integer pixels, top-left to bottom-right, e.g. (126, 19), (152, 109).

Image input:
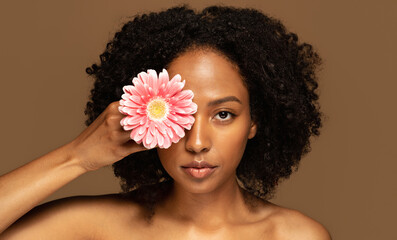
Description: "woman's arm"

(0, 142), (86, 233)
(0, 102), (146, 235)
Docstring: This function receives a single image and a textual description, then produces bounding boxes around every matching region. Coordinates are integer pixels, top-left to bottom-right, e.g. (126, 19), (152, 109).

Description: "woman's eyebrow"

(207, 96), (242, 106)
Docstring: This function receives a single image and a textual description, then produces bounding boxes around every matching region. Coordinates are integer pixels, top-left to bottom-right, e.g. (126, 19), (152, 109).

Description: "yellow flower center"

(147, 98), (169, 121)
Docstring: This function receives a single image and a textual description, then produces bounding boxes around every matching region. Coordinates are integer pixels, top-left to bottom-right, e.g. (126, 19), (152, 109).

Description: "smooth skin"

(0, 49), (331, 239)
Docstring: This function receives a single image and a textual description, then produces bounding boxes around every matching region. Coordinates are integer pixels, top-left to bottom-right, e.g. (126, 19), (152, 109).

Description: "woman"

(0, 5), (331, 239)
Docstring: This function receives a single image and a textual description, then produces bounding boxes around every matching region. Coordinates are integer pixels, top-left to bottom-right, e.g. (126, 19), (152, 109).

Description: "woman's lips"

(182, 161), (215, 168)
(181, 161), (217, 179)
(182, 167), (217, 179)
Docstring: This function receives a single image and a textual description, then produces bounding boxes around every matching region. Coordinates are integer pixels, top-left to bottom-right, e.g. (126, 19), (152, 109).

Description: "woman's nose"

(184, 115), (211, 153)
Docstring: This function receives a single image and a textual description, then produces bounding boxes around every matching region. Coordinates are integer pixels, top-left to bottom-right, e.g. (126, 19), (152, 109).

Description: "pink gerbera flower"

(118, 69), (197, 149)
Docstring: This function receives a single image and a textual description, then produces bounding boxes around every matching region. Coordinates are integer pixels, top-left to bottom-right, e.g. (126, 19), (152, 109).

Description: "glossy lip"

(181, 161), (218, 179)
(181, 160), (216, 168)
(182, 167), (216, 179)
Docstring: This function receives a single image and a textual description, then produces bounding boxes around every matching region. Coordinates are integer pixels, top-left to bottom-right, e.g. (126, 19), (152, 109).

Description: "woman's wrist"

(61, 140), (95, 173)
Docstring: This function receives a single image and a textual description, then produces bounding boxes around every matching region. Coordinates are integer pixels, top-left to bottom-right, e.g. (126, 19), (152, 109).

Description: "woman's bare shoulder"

(1, 193), (144, 240)
(259, 202), (331, 240)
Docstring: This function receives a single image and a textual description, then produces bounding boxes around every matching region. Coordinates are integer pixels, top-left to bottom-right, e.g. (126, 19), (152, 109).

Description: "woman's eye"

(214, 111), (234, 121)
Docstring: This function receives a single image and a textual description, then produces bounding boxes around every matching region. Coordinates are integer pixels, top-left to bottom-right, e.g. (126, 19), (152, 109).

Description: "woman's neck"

(157, 176), (252, 230)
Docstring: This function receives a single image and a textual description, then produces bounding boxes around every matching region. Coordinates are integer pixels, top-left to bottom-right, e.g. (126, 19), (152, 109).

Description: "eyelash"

(214, 111), (236, 122)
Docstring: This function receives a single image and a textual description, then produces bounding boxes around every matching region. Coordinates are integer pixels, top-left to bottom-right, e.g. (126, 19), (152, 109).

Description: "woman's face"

(157, 49), (257, 193)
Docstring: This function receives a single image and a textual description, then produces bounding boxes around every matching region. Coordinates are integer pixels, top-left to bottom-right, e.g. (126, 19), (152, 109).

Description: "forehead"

(167, 50), (249, 104)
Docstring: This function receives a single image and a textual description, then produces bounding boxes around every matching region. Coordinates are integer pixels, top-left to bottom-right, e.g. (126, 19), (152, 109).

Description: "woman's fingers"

(103, 101), (138, 143)
(69, 101), (150, 171)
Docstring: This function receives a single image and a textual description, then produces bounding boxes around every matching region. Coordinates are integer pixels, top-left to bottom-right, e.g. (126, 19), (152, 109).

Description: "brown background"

(0, 0), (396, 239)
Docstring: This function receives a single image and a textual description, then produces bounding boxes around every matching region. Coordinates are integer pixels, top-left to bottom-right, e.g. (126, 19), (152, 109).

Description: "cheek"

(215, 123), (250, 164)
(156, 143), (182, 168)
(157, 146), (174, 164)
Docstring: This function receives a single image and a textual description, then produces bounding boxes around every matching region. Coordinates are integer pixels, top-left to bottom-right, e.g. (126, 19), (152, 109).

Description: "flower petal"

(173, 99), (193, 107)
(122, 85), (135, 95)
(120, 116), (128, 126)
(166, 81), (185, 98)
(157, 83), (167, 97)
(174, 115), (190, 125)
(139, 115), (148, 125)
(123, 108), (139, 116)
(137, 108), (147, 114)
(123, 125), (136, 131)
(172, 104), (197, 115)
(134, 128), (146, 142)
(121, 93), (130, 101)
(167, 113), (178, 122)
(132, 76), (143, 85)
(139, 121), (149, 135)
(134, 79), (149, 98)
(186, 115), (195, 125)
(127, 115), (143, 125)
(145, 131), (154, 146)
(138, 72), (149, 85)
(148, 86), (155, 96)
(121, 99), (141, 108)
(143, 83), (153, 98)
(149, 132), (158, 149)
(172, 89), (194, 101)
(147, 69), (160, 94)
(118, 106), (129, 115)
(169, 74), (181, 84)
(159, 69), (169, 86)
(165, 126), (173, 139)
(154, 121), (167, 134)
(149, 121), (156, 135)
(157, 132), (164, 147)
(130, 127), (141, 140)
(161, 133), (171, 149)
(170, 121), (185, 138)
(171, 129), (181, 143)
(163, 74), (181, 97)
(129, 95), (144, 105)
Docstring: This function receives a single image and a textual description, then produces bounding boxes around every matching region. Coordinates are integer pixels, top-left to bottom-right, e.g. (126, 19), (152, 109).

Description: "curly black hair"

(85, 4), (322, 217)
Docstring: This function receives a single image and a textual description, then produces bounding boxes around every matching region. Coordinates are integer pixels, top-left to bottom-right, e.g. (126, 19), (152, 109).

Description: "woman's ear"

(248, 121), (257, 139)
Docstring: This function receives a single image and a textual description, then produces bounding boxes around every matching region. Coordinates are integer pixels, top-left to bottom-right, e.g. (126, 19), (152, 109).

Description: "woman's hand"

(69, 101), (148, 172)
(0, 101), (149, 234)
